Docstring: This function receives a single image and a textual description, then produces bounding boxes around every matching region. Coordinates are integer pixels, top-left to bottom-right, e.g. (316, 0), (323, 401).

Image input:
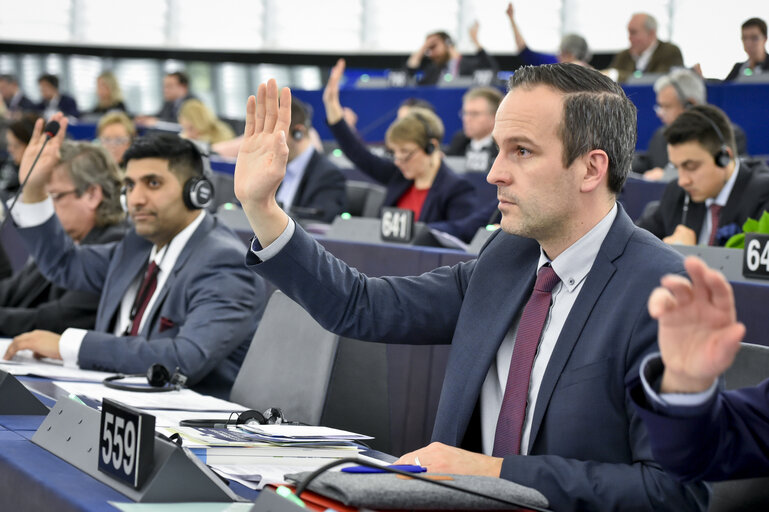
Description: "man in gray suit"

(3, 114), (266, 398)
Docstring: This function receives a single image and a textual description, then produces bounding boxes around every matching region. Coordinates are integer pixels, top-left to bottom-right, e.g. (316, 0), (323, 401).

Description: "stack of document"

(157, 424), (374, 489)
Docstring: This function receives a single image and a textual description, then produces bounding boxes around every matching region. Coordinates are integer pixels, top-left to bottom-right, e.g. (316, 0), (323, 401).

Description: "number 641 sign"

(98, 398), (155, 488)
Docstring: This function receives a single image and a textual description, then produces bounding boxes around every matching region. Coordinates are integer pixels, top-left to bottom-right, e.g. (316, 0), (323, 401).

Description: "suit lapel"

(97, 233), (151, 332)
(141, 214), (215, 336)
(526, 208), (632, 452)
(720, 165), (749, 224)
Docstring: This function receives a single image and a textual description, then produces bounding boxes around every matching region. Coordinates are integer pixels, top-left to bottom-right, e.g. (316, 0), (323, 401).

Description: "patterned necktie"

(492, 265), (560, 457)
(708, 204), (723, 246)
(128, 261), (159, 336)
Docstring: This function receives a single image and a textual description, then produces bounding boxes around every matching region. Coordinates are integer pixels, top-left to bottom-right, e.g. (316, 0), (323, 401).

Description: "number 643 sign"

(98, 398), (155, 488)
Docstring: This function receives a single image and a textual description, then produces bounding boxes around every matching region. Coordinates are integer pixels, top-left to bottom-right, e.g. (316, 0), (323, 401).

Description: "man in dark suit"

(405, 24), (498, 86)
(445, 86), (503, 173)
(629, 256), (768, 481)
(0, 141), (126, 336)
(37, 74), (79, 119)
(608, 13), (684, 83)
(4, 120), (266, 398)
(637, 105), (769, 246)
(725, 17), (769, 81)
(156, 71), (195, 123)
(276, 98), (345, 223)
(232, 64), (707, 510)
(0, 74), (35, 117)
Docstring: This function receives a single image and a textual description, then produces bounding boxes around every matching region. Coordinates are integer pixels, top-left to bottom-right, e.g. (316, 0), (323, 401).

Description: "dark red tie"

(708, 204), (723, 246)
(129, 261), (159, 336)
(493, 265), (560, 457)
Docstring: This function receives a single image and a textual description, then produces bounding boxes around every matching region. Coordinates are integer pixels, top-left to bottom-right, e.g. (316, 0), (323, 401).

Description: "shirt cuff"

(59, 328), (87, 368)
(250, 218), (296, 261)
(9, 197), (55, 227)
(640, 352), (718, 408)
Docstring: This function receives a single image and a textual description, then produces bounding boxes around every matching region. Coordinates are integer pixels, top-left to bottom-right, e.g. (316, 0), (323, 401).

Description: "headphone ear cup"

(715, 146), (730, 168)
(146, 364), (171, 387)
(424, 141), (435, 155)
(183, 176), (214, 210)
(120, 187), (128, 213)
(237, 409), (267, 425)
(292, 129), (304, 141)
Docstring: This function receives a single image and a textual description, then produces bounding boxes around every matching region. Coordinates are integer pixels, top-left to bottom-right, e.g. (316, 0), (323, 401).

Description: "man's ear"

(580, 149), (610, 193)
(83, 184), (103, 210)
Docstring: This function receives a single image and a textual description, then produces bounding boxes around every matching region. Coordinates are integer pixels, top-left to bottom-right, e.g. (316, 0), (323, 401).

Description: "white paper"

(53, 381), (247, 412)
(0, 338), (119, 382)
(244, 424), (373, 440)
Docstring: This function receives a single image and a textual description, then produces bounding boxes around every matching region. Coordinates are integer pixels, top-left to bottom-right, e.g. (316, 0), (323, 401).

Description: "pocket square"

(159, 317), (176, 333)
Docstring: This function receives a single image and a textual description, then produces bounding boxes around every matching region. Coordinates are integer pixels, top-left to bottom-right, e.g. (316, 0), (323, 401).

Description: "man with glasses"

(446, 87), (503, 174)
(632, 69), (746, 180)
(0, 141), (126, 336)
(726, 17), (769, 81)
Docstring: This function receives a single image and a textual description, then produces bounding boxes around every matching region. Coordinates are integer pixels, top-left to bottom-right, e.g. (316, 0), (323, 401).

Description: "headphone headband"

(684, 109), (731, 168)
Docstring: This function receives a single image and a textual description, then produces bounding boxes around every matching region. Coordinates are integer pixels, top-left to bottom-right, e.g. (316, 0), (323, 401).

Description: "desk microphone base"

(32, 398), (242, 503)
(0, 370), (49, 415)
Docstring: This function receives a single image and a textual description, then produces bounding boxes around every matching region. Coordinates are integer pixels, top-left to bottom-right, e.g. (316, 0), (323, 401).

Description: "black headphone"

(177, 407), (291, 429)
(103, 364), (188, 393)
(291, 100), (314, 142)
(411, 111), (437, 155)
(685, 109), (731, 168)
(182, 140), (215, 210)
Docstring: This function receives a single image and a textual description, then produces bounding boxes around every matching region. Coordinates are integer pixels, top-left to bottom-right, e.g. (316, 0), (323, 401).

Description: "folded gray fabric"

(284, 471), (549, 510)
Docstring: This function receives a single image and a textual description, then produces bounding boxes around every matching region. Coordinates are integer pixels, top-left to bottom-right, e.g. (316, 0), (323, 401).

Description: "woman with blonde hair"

(91, 71), (126, 115)
(178, 99), (234, 148)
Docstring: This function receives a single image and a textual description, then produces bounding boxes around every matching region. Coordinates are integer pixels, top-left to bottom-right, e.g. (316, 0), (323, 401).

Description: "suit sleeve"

(247, 225), (469, 345)
(300, 164), (347, 223)
(0, 288), (100, 337)
(636, 181), (681, 239)
(14, 215), (115, 295)
(725, 63), (741, 81)
(76, 243), (264, 386)
(327, 119), (401, 185)
(499, 306), (708, 512)
(631, 377), (769, 482)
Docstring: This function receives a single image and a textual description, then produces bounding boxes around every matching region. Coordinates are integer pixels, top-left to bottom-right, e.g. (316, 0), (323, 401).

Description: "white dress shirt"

(635, 41), (659, 72)
(275, 146), (314, 211)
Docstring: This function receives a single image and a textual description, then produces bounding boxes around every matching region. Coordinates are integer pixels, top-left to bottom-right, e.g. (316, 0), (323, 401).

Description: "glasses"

(742, 35), (763, 42)
(99, 137), (131, 147)
(49, 189), (79, 202)
(388, 147), (420, 163)
(653, 103), (678, 116)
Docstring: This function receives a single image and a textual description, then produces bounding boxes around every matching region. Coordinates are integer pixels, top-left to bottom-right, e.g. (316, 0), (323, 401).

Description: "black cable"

(291, 456), (551, 512)
(0, 121), (60, 235)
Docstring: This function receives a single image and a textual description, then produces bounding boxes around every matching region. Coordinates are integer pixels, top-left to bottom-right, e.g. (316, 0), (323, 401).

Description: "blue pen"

(341, 464), (426, 474)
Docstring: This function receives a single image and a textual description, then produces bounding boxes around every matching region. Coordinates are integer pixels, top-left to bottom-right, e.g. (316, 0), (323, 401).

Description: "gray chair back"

(708, 342), (769, 511)
(344, 180), (386, 218)
(229, 290), (341, 425)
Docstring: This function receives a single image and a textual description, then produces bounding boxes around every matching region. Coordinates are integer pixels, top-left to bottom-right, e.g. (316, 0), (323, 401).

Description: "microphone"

(0, 120), (61, 235)
(680, 193), (690, 227)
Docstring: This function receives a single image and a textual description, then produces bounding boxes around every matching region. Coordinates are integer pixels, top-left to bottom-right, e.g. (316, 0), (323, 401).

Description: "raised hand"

(469, 21), (481, 48)
(18, 112), (68, 203)
(505, 2), (514, 20)
(233, 79), (292, 246)
(649, 256), (746, 393)
(322, 58), (346, 124)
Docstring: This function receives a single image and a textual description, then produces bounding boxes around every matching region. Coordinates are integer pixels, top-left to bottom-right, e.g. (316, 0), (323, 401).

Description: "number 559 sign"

(98, 398), (155, 488)
(743, 233), (769, 280)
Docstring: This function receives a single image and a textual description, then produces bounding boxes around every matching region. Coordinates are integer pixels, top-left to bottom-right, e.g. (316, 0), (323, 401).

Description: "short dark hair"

(122, 134), (203, 183)
(8, 114), (39, 145)
(508, 63), (637, 194)
(742, 17), (767, 39)
(399, 97), (435, 112)
(38, 74), (59, 89)
(0, 74), (18, 84)
(166, 71), (190, 87)
(290, 97), (313, 130)
(427, 31), (454, 46)
(664, 104), (737, 157)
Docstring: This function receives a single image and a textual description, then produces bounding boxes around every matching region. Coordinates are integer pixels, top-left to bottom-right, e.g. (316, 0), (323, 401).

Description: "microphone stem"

(0, 135), (53, 234)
